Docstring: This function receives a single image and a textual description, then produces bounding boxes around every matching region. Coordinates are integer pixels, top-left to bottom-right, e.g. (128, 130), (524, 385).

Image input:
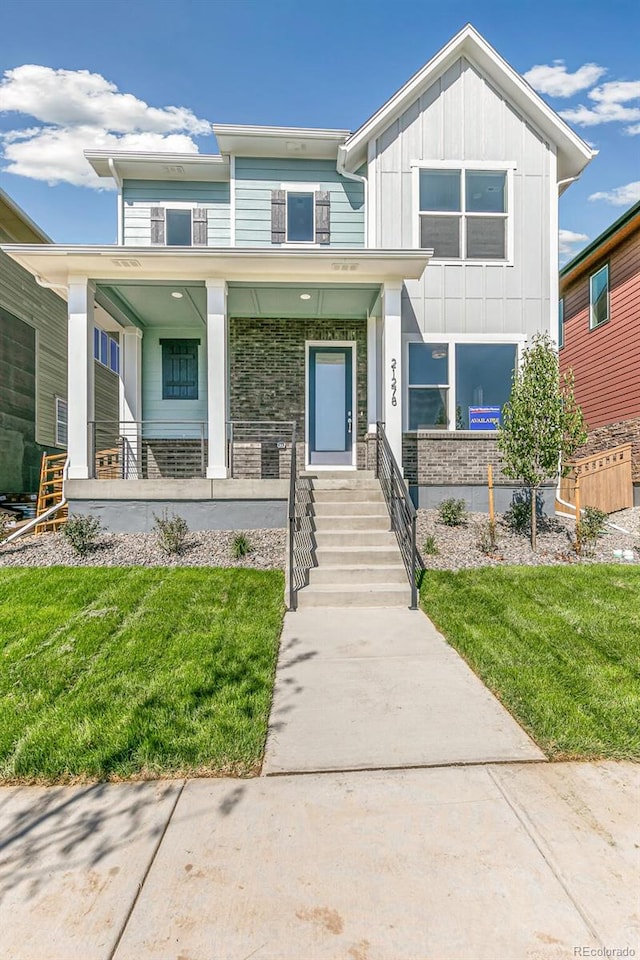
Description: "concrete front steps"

(297, 471), (411, 608)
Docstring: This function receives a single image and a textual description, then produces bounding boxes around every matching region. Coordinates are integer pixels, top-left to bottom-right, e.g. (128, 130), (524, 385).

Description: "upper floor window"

(287, 192), (315, 242)
(590, 264), (609, 329)
(94, 328), (119, 374)
(418, 167), (508, 260)
(150, 206), (208, 246)
(558, 298), (564, 348)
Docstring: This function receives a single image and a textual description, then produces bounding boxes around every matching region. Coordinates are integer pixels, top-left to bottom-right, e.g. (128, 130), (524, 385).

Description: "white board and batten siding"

(234, 158), (365, 248)
(370, 56), (554, 337)
(122, 180), (231, 246)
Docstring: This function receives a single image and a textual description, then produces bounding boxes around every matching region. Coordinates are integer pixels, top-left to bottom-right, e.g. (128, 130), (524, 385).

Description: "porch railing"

(287, 424), (314, 611)
(89, 420), (296, 480)
(375, 421), (421, 609)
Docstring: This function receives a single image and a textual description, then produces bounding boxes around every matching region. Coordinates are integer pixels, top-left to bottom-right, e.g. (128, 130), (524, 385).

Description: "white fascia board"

(0, 244), (433, 286)
(84, 150), (229, 182)
(212, 124), (351, 160)
(342, 23), (594, 182)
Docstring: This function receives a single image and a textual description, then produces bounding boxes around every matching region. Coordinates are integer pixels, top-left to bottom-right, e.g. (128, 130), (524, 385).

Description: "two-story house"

(2, 24), (593, 531)
(0, 187), (118, 497)
(560, 200), (640, 504)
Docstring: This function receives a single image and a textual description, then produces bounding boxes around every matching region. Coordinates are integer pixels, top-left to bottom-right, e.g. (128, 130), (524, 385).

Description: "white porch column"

(367, 313), (378, 432)
(119, 327), (143, 479)
(382, 281), (403, 466)
(206, 279), (229, 479)
(67, 279), (95, 479)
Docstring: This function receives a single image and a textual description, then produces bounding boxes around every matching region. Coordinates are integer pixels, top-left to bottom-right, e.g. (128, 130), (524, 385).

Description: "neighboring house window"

(590, 264), (609, 329)
(558, 298), (564, 348)
(55, 397), (68, 447)
(271, 189), (330, 244)
(418, 167), (508, 260)
(150, 207), (208, 246)
(161, 339), (199, 400)
(408, 343), (449, 429)
(408, 341), (517, 430)
(94, 328), (120, 374)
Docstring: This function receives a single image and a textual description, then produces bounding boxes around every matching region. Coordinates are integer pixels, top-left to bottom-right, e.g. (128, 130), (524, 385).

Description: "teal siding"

(142, 325), (207, 433)
(122, 179), (230, 246)
(235, 157), (364, 248)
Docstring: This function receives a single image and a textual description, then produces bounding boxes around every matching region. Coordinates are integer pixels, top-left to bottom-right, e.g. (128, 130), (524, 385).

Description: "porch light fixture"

(300, 293), (311, 300)
(171, 291), (183, 299)
(431, 347), (447, 359)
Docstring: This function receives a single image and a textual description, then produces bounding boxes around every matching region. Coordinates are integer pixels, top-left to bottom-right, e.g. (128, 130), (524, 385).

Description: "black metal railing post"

(89, 421), (96, 479)
(200, 422), (206, 478)
(288, 424), (297, 611)
(375, 420), (422, 610)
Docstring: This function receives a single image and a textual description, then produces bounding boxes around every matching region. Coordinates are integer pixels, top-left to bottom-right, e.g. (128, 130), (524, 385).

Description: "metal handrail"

(375, 421), (421, 609)
(288, 424), (297, 610)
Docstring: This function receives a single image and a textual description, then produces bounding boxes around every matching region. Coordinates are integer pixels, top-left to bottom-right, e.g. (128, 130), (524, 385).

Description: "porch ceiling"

(95, 280), (381, 326)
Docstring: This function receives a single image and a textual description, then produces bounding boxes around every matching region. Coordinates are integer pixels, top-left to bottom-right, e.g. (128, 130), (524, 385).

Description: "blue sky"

(1, 0), (639, 262)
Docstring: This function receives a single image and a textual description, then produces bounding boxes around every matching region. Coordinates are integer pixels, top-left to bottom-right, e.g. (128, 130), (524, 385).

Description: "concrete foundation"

(412, 483), (556, 513)
(68, 499), (287, 532)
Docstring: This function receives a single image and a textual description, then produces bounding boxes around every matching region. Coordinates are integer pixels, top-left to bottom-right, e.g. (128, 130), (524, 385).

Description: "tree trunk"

(531, 486), (537, 551)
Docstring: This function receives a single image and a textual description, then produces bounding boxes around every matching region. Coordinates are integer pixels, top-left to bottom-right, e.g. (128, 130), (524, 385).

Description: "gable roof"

(560, 200), (640, 286)
(340, 23), (595, 184)
(0, 187), (50, 243)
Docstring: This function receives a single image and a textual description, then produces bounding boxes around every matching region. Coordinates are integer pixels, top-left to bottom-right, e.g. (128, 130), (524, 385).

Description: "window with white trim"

(94, 328), (120, 374)
(55, 397), (67, 447)
(166, 208), (192, 246)
(590, 264), (609, 329)
(418, 168), (508, 260)
(286, 192), (315, 242)
(408, 341), (517, 431)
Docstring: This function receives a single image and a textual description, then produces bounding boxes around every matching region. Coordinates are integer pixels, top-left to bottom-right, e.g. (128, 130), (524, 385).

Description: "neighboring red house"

(560, 200), (640, 497)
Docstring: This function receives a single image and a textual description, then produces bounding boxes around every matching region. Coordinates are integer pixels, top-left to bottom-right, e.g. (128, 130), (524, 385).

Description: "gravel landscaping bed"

(0, 528), (286, 569)
(417, 507), (640, 571)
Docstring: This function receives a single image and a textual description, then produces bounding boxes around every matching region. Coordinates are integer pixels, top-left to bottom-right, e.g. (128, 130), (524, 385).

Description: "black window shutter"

(271, 190), (286, 243)
(192, 208), (207, 246)
(315, 191), (330, 244)
(160, 339), (200, 400)
(150, 207), (166, 245)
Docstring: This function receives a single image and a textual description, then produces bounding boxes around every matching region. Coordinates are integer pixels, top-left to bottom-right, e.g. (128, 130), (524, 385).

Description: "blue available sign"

(469, 406), (502, 430)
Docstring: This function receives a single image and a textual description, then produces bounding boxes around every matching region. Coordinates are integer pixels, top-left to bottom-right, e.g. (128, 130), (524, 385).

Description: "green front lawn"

(421, 566), (640, 760)
(0, 567), (284, 782)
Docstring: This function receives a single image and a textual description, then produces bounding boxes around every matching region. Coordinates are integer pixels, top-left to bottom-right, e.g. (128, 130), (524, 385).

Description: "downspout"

(35, 275), (67, 293)
(2, 459), (69, 545)
(337, 145), (368, 246)
(108, 158), (124, 245)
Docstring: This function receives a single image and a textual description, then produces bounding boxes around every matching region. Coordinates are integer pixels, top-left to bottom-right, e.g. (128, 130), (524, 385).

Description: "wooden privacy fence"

(557, 443), (633, 517)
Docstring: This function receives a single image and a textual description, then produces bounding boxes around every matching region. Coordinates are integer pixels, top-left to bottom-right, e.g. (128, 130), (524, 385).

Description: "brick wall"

(229, 316), (368, 452)
(576, 418), (640, 483)
(403, 431), (509, 485)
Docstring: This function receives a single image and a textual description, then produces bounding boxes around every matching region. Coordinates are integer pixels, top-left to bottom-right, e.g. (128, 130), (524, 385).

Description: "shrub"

(477, 520), (499, 556)
(153, 511), (189, 555)
(231, 533), (253, 559)
(423, 534), (439, 556)
(504, 489), (544, 536)
(574, 507), (607, 557)
(438, 498), (467, 527)
(61, 515), (103, 556)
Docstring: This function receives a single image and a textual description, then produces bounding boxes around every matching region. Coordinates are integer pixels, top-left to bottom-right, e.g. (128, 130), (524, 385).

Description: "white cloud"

(588, 181), (640, 206)
(0, 64), (211, 188)
(559, 228), (589, 257)
(523, 61), (606, 97)
(559, 78), (640, 132)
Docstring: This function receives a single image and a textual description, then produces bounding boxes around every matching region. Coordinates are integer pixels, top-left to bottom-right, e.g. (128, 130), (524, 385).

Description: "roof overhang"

(560, 201), (640, 289)
(0, 245), (432, 287)
(0, 188), (51, 243)
(212, 124), (351, 160)
(341, 24), (595, 184)
(84, 150), (230, 183)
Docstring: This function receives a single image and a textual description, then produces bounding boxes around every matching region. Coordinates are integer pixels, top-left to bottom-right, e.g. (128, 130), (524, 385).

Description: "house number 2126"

(390, 359), (398, 406)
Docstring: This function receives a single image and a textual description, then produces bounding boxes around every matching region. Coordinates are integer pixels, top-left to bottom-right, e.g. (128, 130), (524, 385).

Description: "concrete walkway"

(0, 762), (637, 959)
(263, 606), (545, 775)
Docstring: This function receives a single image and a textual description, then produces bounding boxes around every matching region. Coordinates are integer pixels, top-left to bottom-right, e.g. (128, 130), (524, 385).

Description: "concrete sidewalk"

(263, 606), (545, 774)
(0, 762), (637, 960)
